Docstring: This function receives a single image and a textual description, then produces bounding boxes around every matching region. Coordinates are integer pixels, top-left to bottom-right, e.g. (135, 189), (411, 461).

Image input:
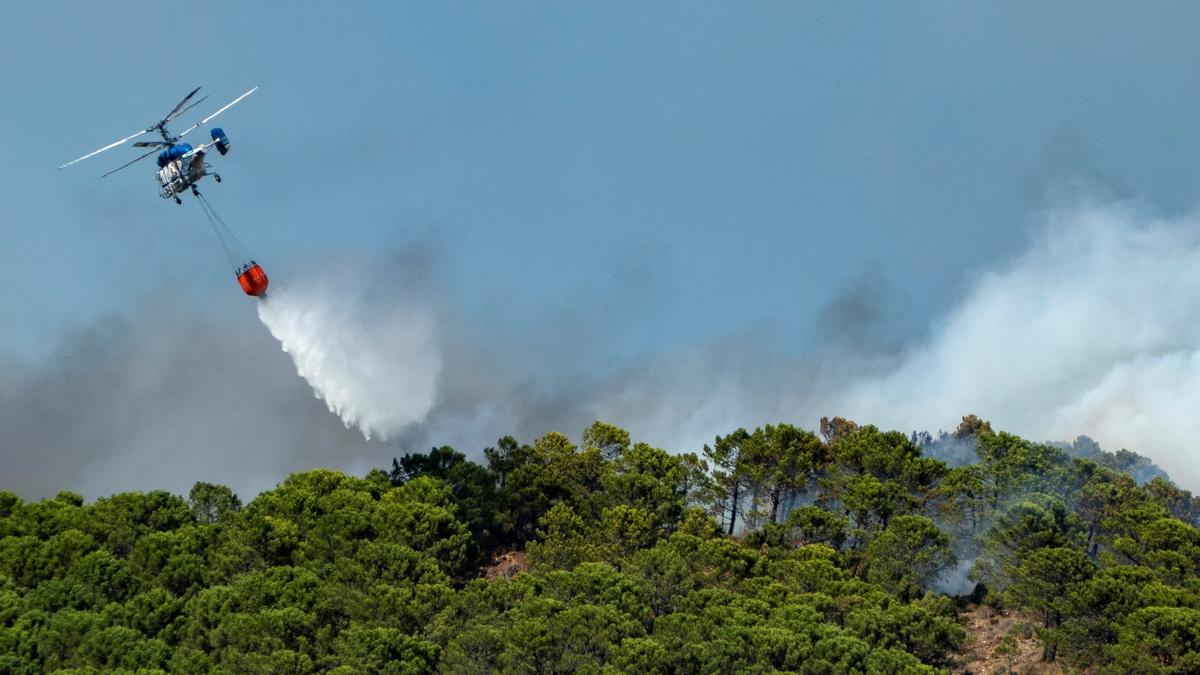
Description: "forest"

(2, 415), (1200, 674)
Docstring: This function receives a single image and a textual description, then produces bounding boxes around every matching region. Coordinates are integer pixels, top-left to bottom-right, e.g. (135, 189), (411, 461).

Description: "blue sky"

(4, 2), (1198, 361)
(7, 3), (1200, 498)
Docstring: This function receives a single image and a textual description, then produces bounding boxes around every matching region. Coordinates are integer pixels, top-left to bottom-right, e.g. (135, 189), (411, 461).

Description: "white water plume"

(256, 267), (442, 440)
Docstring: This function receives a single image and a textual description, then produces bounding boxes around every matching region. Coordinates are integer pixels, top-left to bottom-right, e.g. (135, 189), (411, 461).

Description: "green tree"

(8, 417), (1200, 673)
(1109, 606), (1200, 673)
(1144, 477), (1200, 526)
(840, 474), (911, 535)
(1008, 547), (1095, 661)
(188, 482), (242, 525)
(929, 465), (987, 536)
(581, 420), (631, 462)
(390, 445), (498, 561)
(971, 493), (1086, 590)
(485, 435), (573, 543)
(603, 442), (705, 534)
(863, 515), (955, 598)
(787, 505), (848, 549)
(704, 428), (752, 535)
(740, 424), (827, 524)
(526, 503), (603, 570)
(331, 626), (439, 674)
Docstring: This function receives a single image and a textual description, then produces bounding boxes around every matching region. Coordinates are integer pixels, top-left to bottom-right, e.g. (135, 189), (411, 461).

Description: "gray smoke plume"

(0, 294), (382, 500)
(4, 195), (1200, 500)
(832, 197), (1200, 489)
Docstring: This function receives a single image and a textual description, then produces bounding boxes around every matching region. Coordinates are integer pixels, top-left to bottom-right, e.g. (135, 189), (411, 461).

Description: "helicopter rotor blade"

(59, 127), (154, 169)
(162, 86), (202, 124)
(169, 94), (209, 125)
(178, 86), (258, 138)
(132, 141), (171, 148)
(100, 148), (160, 178)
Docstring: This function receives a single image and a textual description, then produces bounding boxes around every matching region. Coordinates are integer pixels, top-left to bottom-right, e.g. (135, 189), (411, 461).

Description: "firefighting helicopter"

(58, 86), (269, 297)
(58, 86), (257, 204)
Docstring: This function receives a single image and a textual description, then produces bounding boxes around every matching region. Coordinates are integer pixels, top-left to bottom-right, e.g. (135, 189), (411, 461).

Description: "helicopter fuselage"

(158, 150), (207, 198)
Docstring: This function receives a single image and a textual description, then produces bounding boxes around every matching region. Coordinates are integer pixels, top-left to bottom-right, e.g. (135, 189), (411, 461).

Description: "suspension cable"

(196, 193), (251, 273)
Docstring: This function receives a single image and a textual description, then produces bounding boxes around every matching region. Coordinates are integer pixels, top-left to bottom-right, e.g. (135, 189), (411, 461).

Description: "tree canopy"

(2, 416), (1198, 672)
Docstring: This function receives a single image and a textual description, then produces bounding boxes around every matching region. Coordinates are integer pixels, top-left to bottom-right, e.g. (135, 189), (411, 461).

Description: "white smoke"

(835, 198), (1200, 487)
(256, 262), (442, 440)
(14, 196), (1200, 500)
(246, 197), (1200, 491)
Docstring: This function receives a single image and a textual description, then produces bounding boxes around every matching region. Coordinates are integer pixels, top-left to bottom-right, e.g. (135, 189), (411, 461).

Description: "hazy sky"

(5, 3), (1200, 497)
(3, 2), (1198, 355)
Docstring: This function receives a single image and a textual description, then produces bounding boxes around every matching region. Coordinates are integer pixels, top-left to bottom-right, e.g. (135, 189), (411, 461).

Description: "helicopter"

(59, 86), (257, 204)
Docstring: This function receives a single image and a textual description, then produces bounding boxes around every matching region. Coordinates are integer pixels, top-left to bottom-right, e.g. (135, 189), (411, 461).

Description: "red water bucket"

(237, 263), (269, 297)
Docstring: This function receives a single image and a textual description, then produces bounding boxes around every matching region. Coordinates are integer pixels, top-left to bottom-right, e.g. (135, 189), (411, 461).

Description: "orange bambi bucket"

(237, 262), (269, 297)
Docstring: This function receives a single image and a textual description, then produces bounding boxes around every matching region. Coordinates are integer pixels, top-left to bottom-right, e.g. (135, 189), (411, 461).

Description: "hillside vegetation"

(2, 416), (1200, 673)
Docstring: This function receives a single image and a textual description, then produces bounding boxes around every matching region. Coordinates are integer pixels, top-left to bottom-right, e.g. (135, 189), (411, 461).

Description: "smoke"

(256, 255), (441, 440)
(0, 294), (383, 501)
(7, 193), (1200, 500)
(933, 557), (977, 597)
(832, 197), (1200, 487)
